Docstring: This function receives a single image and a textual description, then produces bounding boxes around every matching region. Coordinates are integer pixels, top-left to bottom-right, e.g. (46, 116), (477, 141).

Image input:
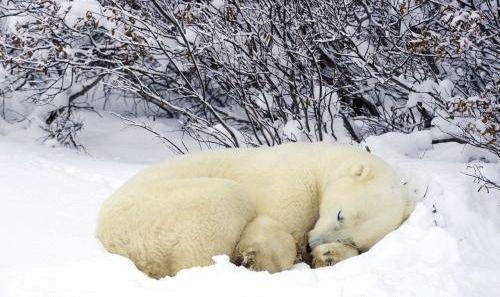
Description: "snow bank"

(1, 114), (499, 297)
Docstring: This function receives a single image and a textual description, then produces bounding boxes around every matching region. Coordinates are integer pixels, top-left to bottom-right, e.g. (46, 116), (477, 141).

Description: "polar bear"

(96, 142), (413, 278)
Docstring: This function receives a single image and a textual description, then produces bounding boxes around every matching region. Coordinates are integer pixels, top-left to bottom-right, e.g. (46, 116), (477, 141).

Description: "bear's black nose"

(306, 243), (312, 253)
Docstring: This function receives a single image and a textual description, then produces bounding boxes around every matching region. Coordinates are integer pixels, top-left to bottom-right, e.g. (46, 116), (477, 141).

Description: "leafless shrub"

(1, 0), (498, 159)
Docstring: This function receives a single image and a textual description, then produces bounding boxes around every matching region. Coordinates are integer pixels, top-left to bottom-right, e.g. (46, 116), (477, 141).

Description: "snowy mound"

(1, 116), (499, 297)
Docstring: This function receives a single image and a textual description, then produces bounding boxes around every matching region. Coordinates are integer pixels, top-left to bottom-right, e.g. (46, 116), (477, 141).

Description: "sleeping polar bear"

(96, 142), (413, 278)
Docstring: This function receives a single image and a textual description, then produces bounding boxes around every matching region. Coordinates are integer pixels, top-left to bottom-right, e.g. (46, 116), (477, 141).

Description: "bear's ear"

(403, 198), (416, 221)
(349, 163), (372, 180)
(401, 182), (416, 221)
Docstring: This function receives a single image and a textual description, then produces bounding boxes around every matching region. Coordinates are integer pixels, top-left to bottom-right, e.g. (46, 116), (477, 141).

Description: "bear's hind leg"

(157, 178), (257, 276)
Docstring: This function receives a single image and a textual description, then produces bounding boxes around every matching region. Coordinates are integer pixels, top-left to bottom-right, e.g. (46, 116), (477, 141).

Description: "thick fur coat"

(96, 143), (412, 278)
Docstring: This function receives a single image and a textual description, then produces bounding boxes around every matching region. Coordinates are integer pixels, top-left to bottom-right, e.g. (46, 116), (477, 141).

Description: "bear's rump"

(97, 177), (256, 277)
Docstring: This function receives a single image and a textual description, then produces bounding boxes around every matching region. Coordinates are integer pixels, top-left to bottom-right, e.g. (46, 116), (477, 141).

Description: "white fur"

(96, 142), (412, 277)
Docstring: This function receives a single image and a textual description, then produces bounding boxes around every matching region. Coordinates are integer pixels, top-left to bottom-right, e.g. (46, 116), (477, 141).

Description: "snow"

(1, 113), (499, 297)
(406, 80), (439, 109)
(58, 0), (114, 30)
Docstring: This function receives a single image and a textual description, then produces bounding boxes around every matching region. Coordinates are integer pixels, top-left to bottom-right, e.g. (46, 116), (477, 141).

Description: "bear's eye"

(337, 210), (344, 223)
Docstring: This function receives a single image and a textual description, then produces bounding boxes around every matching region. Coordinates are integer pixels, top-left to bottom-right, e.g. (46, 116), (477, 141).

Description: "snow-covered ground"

(1, 114), (499, 297)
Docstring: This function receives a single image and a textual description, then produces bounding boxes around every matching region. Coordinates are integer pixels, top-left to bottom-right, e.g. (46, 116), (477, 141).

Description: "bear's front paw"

(233, 216), (297, 273)
(233, 249), (257, 270)
(311, 242), (359, 268)
(233, 245), (273, 272)
(233, 242), (295, 273)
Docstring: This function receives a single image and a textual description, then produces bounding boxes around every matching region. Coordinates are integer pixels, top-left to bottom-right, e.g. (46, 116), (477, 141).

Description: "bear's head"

(308, 157), (413, 256)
